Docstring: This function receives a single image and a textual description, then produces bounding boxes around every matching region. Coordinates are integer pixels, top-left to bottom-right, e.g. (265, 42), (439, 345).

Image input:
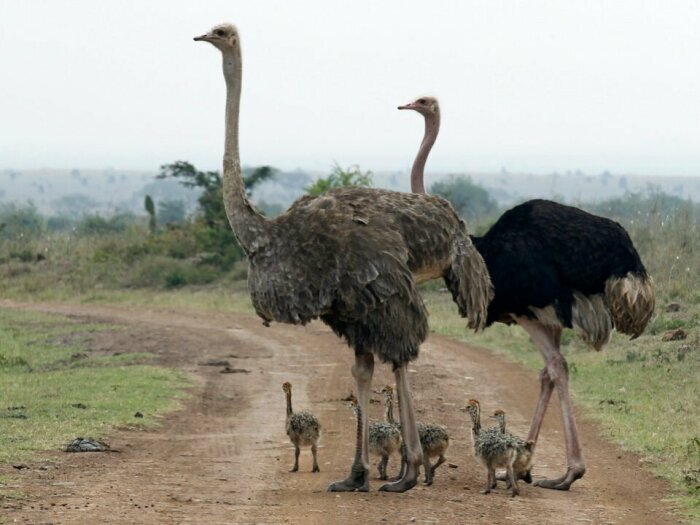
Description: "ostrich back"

(246, 187), (487, 366)
(473, 199), (651, 332)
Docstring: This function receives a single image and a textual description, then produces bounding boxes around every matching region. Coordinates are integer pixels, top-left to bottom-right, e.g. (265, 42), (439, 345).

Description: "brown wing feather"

(248, 187), (488, 364)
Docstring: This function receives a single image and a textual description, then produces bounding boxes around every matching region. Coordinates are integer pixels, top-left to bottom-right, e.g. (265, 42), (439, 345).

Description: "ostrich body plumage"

(472, 198), (654, 343)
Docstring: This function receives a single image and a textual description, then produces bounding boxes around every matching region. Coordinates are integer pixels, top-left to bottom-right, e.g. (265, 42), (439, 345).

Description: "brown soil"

(0, 301), (680, 524)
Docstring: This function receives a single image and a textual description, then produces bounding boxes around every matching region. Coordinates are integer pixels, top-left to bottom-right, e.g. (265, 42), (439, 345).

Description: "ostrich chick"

(418, 422), (450, 486)
(282, 382), (321, 473)
(466, 400), (520, 497)
(368, 386), (402, 480)
(491, 409), (535, 485)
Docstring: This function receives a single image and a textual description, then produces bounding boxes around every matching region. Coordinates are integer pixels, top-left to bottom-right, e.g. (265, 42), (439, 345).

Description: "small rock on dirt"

(134, 411), (144, 418)
(448, 463), (459, 468)
(662, 328), (687, 341)
(65, 438), (111, 453)
(665, 302), (681, 313)
(12, 463), (29, 470)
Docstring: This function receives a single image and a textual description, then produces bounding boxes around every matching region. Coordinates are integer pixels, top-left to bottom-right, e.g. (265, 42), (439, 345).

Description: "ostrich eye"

(418, 98), (426, 104)
(215, 29), (225, 37)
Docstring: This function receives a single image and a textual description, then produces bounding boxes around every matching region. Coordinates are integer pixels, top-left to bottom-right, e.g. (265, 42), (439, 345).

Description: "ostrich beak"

(193, 34), (210, 42)
(398, 103), (415, 110)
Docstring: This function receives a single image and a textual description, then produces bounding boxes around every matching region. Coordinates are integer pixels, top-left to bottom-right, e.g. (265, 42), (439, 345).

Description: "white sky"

(1, 0), (699, 176)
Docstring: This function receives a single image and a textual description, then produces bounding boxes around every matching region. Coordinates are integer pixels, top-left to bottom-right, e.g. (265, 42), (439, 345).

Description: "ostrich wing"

(248, 189), (429, 365)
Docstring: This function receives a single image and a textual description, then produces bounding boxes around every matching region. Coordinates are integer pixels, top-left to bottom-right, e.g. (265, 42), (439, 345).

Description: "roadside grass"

(0, 309), (188, 465)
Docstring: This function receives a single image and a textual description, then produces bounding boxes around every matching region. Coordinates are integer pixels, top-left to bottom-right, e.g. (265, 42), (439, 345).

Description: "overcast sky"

(1, 0), (699, 176)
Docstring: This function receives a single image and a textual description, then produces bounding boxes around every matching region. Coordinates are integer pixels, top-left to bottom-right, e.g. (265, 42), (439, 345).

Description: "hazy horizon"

(1, 1), (699, 177)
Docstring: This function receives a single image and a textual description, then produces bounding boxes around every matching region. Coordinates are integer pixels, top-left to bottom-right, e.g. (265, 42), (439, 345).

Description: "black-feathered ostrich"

(193, 25), (492, 493)
(399, 96), (655, 490)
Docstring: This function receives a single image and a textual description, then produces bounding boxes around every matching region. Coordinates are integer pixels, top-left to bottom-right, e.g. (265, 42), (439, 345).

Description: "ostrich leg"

(290, 445), (300, 472)
(379, 364), (422, 492)
(328, 352), (374, 492)
(515, 317), (586, 490)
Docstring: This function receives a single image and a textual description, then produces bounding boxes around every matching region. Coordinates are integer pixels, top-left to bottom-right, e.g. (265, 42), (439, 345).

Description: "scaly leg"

(289, 445), (300, 472)
(516, 317), (586, 490)
(311, 443), (320, 473)
(508, 455), (519, 497)
(481, 468), (494, 494)
(422, 453), (432, 485)
(378, 454), (389, 480)
(379, 365), (422, 492)
(328, 352), (374, 492)
(429, 455), (446, 482)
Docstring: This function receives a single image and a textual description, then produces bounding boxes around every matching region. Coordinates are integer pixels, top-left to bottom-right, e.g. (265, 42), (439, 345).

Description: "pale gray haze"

(1, 0), (699, 176)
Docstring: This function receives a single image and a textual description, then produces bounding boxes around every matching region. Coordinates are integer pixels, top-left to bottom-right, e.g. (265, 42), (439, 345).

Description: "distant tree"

(158, 161), (278, 268)
(158, 199), (186, 225)
(53, 194), (99, 220)
(0, 203), (44, 239)
(305, 164), (373, 197)
(144, 195), (157, 233)
(429, 175), (498, 222)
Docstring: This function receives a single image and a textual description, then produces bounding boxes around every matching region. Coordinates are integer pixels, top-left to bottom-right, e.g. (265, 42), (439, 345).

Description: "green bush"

(429, 175), (498, 222)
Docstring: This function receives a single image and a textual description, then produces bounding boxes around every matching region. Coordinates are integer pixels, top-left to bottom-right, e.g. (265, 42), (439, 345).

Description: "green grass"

(0, 309), (188, 465)
(424, 289), (700, 522)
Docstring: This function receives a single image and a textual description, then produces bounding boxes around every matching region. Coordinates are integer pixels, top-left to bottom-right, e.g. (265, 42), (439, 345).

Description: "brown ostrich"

(282, 382), (321, 473)
(465, 400), (521, 497)
(400, 95), (654, 489)
(368, 386), (402, 480)
(193, 25), (492, 493)
(490, 409), (534, 485)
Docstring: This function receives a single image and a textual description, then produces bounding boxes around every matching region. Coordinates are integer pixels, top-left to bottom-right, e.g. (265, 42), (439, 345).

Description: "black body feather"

(471, 199), (649, 328)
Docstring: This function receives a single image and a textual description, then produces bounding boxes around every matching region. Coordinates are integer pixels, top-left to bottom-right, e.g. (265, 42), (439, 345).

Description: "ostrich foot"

(534, 466), (585, 490)
(289, 466), (298, 473)
(480, 488), (491, 495)
(510, 487), (520, 497)
(327, 467), (369, 492)
(379, 463), (419, 493)
(312, 465), (320, 473)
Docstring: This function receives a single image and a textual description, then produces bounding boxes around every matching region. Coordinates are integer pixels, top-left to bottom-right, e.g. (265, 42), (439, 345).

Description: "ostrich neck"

(221, 47), (270, 254)
(410, 112), (440, 194)
(285, 391), (293, 418)
(498, 416), (506, 434)
(470, 410), (481, 434)
(384, 396), (395, 424)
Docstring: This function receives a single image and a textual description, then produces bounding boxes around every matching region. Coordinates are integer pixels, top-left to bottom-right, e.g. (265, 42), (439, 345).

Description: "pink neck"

(410, 111), (440, 194)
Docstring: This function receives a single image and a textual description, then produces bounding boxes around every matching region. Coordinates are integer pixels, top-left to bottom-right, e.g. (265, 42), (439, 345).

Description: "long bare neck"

(410, 110), (440, 194)
(469, 409), (481, 435)
(221, 46), (269, 253)
(498, 415), (506, 434)
(384, 394), (395, 424)
(285, 391), (293, 418)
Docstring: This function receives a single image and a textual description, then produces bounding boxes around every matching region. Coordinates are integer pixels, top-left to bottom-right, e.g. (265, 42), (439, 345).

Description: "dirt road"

(0, 302), (679, 524)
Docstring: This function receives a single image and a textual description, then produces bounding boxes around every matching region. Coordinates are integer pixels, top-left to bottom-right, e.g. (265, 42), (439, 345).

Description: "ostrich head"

(490, 408), (506, 427)
(282, 381), (292, 394)
(193, 23), (240, 51)
(465, 398), (481, 423)
(398, 96), (440, 117)
(379, 385), (394, 399)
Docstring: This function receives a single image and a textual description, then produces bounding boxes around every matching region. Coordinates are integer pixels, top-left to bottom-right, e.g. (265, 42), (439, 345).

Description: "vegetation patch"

(0, 309), (187, 465)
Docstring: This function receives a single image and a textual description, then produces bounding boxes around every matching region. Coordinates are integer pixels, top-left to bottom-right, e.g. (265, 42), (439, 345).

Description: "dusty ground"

(0, 302), (680, 524)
